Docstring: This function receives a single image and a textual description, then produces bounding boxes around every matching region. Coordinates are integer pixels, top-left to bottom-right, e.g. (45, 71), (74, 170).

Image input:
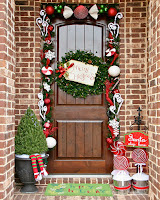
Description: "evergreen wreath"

(55, 50), (109, 98)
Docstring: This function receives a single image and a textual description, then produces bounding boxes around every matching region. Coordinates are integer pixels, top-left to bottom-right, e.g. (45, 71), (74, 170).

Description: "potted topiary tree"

(15, 107), (49, 193)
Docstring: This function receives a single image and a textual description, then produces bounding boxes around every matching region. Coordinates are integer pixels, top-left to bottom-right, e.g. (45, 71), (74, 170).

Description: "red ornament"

(46, 6), (55, 15)
(74, 5), (88, 19)
(108, 7), (117, 17)
(44, 122), (50, 129)
(106, 137), (113, 145)
(41, 66), (53, 75)
(44, 98), (51, 104)
(48, 25), (54, 32)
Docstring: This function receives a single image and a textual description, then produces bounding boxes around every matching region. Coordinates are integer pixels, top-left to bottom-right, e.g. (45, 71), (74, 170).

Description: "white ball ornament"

(108, 65), (120, 77)
(46, 137), (57, 149)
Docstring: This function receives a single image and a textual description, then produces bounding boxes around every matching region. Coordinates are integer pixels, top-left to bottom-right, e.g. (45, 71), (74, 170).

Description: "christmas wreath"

(55, 50), (109, 98)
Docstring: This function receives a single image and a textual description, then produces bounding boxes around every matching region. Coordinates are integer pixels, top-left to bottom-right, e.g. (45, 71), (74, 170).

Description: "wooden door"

(48, 19), (113, 174)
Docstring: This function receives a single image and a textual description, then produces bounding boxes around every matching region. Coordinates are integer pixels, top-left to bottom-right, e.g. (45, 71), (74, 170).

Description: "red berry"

(48, 25), (54, 32)
(106, 138), (113, 145)
(44, 98), (51, 104)
(46, 6), (55, 15)
(108, 7), (117, 17)
(58, 66), (63, 70)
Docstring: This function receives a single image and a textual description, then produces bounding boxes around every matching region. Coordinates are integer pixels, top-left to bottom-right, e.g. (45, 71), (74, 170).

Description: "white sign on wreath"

(64, 60), (99, 86)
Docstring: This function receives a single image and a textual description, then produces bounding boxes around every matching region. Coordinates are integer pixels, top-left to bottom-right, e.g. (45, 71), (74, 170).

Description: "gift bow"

(56, 63), (74, 78)
(63, 4), (99, 20)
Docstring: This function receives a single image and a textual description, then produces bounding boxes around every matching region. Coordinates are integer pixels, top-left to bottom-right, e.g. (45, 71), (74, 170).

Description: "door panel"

(59, 24), (102, 58)
(57, 86), (102, 105)
(48, 20), (113, 174)
(57, 121), (102, 158)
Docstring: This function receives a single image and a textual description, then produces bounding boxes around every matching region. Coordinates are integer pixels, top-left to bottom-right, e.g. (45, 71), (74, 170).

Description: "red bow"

(56, 63), (74, 78)
(43, 125), (58, 138)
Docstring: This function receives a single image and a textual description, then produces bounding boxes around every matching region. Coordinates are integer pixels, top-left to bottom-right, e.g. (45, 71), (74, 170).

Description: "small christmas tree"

(15, 107), (48, 155)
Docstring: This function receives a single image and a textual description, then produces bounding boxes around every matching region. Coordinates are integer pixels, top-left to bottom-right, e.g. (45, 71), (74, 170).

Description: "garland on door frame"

(36, 3), (124, 153)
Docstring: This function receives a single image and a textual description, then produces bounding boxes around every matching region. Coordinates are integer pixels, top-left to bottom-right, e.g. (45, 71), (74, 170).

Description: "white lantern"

(108, 65), (120, 77)
(46, 137), (57, 148)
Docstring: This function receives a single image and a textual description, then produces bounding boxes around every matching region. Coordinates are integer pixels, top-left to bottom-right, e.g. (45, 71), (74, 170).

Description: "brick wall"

(0, 0), (15, 200)
(148, 0), (160, 199)
(119, 0), (148, 174)
(15, 0), (148, 174)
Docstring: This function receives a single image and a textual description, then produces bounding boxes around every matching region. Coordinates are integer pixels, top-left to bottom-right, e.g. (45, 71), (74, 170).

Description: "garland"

(36, 3), (124, 154)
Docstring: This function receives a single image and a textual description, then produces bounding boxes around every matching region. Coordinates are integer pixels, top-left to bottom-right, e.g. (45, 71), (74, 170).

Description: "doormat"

(45, 183), (113, 196)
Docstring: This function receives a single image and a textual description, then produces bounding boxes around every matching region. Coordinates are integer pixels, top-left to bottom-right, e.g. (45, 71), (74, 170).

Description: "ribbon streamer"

(110, 53), (119, 66)
(108, 124), (115, 139)
(104, 80), (114, 106)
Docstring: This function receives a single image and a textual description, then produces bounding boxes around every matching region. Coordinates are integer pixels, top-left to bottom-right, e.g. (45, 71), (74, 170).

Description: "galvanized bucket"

(113, 180), (131, 195)
(132, 179), (149, 194)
